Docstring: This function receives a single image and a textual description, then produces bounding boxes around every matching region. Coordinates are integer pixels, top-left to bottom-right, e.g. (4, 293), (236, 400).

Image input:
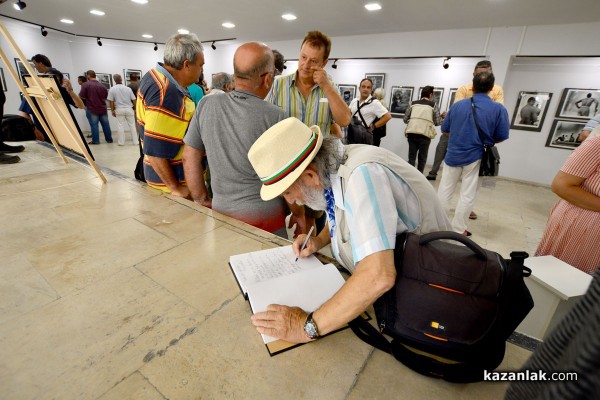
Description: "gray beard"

(298, 184), (327, 211)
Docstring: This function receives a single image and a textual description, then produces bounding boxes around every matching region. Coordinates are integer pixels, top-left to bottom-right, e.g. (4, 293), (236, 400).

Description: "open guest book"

(229, 245), (351, 356)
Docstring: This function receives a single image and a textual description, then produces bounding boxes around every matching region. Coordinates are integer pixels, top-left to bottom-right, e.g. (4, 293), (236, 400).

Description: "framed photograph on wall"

(545, 119), (586, 150)
(419, 86), (444, 110)
(445, 88), (458, 112)
(555, 88), (600, 120)
(123, 69), (142, 86)
(510, 91), (553, 132)
(338, 84), (356, 105)
(14, 58), (35, 85)
(0, 68), (7, 92)
(63, 73), (70, 80)
(96, 73), (113, 90)
(389, 86), (414, 118)
(365, 73), (385, 91)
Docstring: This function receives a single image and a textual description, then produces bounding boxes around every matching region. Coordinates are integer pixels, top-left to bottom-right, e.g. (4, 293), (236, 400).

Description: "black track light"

(211, 41), (216, 50)
(332, 59), (338, 69)
(40, 26), (48, 37)
(443, 57), (451, 69)
(153, 43), (158, 51)
(13, 1), (26, 11)
(97, 37), (102, 46)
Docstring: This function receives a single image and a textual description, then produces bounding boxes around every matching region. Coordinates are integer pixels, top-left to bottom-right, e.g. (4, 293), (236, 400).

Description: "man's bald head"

(233, 42), (274, 83)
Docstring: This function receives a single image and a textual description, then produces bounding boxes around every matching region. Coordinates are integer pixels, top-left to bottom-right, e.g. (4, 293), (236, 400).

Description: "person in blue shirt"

(437, 71), (509, 236)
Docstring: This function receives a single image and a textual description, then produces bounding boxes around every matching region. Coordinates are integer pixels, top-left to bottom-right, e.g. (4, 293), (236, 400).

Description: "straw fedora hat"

(248, 117), (323, 201)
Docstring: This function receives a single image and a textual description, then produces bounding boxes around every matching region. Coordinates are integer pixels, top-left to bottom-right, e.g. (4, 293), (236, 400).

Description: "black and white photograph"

(365, 73), (385, 91)
(510, 91), (553, 132)
(389, 86), (414, 118)
(14, 58), (35, 85)
(123, 68), (142, 86)
(545, 119), (586, 150)
(1, 68), (7, 92)
(445, 88), (458, 112)
(419, 86), (444, 111)
(96, 73), (113, 90)
(63, 73), (70, 81)
(555, 88), (600, 120)
(338, 84), (356, 105)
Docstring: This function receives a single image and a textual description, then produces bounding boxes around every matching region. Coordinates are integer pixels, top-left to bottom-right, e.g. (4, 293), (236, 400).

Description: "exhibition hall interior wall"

(1, 16), (599, 185)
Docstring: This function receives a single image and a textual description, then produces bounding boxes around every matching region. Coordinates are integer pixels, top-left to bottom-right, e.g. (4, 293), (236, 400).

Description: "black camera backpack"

(350, 231), (534, 383)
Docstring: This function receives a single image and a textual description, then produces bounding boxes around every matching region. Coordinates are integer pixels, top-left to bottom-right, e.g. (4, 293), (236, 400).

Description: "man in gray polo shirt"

(183, 42), (287, 237)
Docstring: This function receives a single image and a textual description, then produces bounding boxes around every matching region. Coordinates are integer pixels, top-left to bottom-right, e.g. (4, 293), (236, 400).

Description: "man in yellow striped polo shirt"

(136, 33), (204, 198)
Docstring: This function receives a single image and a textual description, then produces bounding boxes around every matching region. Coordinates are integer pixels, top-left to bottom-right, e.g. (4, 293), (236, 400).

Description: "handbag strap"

(470, 97), (492, 148)
(352, 98), (374, 128)
(348, 316), (392, 353)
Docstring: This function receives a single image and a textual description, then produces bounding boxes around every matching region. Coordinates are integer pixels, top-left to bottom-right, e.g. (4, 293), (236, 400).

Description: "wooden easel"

(0, 21), (106, 183)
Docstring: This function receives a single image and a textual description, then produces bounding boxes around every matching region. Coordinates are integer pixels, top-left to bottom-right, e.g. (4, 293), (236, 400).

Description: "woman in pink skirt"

(536, 133), (600, 274)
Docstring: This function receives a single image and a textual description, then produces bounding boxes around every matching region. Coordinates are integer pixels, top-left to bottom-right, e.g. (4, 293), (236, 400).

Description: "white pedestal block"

(516, 255), (592, 340)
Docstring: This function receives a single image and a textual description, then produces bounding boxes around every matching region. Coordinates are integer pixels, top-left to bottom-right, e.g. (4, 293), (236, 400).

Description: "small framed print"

(96, 73), (113, 90)
(123, 69), (142, 86)
(545, 119), (586, 150)
(446, 88), (458, 112)
(338, 84), (356, 105)
(365, 73), (385, 91)
(555, 88), (600, 120)
(0, 68), (7, 92)
(419, 86), (444, 110)
(389, 86), (414, 118)
(510, 91), (553, 132)
(14, 58), (35, 85)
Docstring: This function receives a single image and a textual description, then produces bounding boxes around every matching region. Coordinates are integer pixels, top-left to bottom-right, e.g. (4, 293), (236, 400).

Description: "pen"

(295, 225), (315, 262)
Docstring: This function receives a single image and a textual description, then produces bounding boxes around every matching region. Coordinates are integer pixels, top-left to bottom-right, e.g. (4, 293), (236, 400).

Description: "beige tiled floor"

(0, 141), (558, 399)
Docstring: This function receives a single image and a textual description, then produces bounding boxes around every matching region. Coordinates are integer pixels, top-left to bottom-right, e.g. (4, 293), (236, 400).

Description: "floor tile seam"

(132, 261), (240, 321)
(344, 347), (375, 400)
(91, 366), (169, 400)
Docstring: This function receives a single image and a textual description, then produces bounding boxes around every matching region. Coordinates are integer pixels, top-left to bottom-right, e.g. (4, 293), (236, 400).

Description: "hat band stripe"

(261, 132), (317, 186)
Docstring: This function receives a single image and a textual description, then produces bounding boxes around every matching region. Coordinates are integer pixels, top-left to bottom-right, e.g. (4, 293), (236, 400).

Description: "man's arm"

(251, 250), (396, 343)
(373, 112), (391, 130)
(182, 145), (212, 207)
(109, 100), (116, 117)
(145, 155), (190, 199)
(312, 67), (351, 127)
(580, 113), (600, 138)
(63, 79), (85, 109)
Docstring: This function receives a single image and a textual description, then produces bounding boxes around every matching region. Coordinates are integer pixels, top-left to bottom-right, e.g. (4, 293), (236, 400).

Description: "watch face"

(304, 321), (318, 338)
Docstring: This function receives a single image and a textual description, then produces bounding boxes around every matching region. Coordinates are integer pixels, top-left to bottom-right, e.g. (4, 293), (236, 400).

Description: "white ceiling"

(1, 0), (600, 45)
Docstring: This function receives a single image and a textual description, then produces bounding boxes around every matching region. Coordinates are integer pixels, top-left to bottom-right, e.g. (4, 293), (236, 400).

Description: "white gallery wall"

(1, 16), (600, 185)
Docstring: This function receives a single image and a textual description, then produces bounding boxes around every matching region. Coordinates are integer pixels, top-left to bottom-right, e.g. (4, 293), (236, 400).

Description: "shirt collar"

(231, 88), (262, 100)
(290, 70), (317, 90)
(155, 62), (191, 97)
(359, 95), (373, 105)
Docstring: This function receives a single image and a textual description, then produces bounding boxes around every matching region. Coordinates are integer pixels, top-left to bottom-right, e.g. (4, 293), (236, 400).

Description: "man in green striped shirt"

(266, 30), (350, 139)
(266, 30), (351, 237)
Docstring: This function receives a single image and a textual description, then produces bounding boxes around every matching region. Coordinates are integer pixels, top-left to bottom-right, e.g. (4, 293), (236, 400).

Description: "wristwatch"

(303, 312), (320, 340)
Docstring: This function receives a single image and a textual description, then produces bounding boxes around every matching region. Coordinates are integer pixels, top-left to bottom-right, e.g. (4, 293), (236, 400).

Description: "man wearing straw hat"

(248, 117), (450, 343)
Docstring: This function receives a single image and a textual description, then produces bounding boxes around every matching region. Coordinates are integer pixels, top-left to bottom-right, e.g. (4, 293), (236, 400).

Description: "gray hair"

(163, 33), (203, 70)
(212, 72), (233, 90)
(311, 136), (346, 188)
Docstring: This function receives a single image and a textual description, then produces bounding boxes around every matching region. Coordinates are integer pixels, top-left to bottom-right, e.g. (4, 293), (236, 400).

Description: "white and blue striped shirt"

(330, 162), (420, 266)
